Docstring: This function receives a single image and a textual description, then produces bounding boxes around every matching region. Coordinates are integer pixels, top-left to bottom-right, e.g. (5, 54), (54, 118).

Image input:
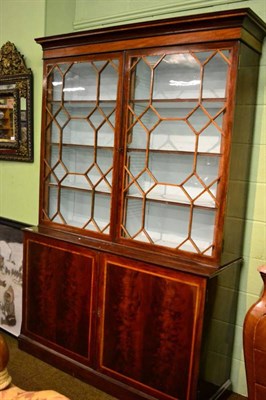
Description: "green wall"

(0, 0), (265, 396)
(0, 0), (45, 224)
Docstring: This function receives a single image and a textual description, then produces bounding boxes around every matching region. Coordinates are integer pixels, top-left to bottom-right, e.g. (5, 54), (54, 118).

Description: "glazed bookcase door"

(40, 54), (121, 236)
(120, 45), (234, 259)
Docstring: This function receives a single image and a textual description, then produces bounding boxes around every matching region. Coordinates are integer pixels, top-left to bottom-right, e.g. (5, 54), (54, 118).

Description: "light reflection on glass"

(162, 54), (198, 66)
(63, 87), (85, 92)
(52, 81), (85, 92)
(169, 79), (201, 87)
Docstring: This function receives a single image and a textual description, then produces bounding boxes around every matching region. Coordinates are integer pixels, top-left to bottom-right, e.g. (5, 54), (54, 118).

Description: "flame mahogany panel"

(98, 254), (206, 400)
(23, 234), (97, 364)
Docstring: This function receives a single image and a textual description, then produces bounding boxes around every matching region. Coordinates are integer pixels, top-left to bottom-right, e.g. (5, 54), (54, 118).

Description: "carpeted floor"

(2, 331), (116, 400)
(1, 330), (247, 400)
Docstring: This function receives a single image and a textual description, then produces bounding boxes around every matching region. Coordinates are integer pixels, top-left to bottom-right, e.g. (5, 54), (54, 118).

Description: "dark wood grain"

(23, 233), (97, 364)
(98, 255), (206, 399)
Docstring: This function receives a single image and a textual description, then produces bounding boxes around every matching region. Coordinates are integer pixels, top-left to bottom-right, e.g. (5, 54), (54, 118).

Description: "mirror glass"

(0, 90), (17, 142)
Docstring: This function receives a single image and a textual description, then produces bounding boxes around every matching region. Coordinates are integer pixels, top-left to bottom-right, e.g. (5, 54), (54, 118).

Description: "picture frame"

(0, 41), (33, 162)
(0, 218), (28, 336)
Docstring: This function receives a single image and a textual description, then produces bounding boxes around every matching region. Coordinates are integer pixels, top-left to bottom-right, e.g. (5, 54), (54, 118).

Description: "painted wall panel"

(0, 0), (46, 224)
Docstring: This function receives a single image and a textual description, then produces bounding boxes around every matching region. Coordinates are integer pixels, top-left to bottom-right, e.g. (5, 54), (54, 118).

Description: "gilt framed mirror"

(0, 41), (33, 161)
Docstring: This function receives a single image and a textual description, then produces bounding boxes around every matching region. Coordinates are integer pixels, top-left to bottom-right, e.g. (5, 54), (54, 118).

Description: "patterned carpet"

(1, 330), (247, 400)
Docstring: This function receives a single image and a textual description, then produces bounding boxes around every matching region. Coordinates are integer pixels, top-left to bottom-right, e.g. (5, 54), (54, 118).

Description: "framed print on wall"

(0, 218), (28, 336)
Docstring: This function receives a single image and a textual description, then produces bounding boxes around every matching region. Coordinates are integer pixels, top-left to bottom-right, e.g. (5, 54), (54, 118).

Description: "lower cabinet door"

(98, 254), (207, 400)
(22, 232), (98, 365)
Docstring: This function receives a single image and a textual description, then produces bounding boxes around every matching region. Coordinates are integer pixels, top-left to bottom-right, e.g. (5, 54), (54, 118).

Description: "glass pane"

(48, 184), (112, 232)
(47, 146), (113, 192)
(57, 63), (70, 75)
(125, 152), (219, 208)
(57, 105), (117, 147)
(183, 156), (220, 207)
(198, 123), (222, 153)
(132, 59), (152, 100)
(122, 198), (144, 239)
(149, 153), (193, 184)
(202, 53), (229, 98)
(60, 189), (92, 227)
(89, 107), (108, 129)
(153, 102), (197, 118)
(64, 103), (93, 118)
(92, 193), (111, 233)
(62, 174), (90, 190)
(87, 149), (113, 192)
(48, 102), (61, 120)
(64, 62), (97, 101)
(191, 208), (215, 251)
(63, 120), (94, 145)
(138, 106), (160, 130)
(197, 102), (225, 153)
(98, 121), (115, 147)
(150, 120), (196, 151)
(62, 146), (93, 172)
(147, 185), (189, 204)
(48, 186), (59, 220)
(53, 164), (66, 184)
(47, 67), (63, 101)
(153, 54), (201, 99)
(50, 120), (60, 143)
(132, 53), (201, 100)
(127, 103), (198, 150)
(144, 202), (190, 247)
(123, 199), (190, 248)
(100, 63), (118, 100)
(55, 108), (69, 127)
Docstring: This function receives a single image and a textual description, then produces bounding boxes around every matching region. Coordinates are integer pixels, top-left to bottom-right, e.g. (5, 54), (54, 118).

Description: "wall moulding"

(74, 0), (248, 31)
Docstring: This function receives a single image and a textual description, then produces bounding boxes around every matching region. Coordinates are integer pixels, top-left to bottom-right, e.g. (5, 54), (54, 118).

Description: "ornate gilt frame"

(0, 41), (33, 161)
